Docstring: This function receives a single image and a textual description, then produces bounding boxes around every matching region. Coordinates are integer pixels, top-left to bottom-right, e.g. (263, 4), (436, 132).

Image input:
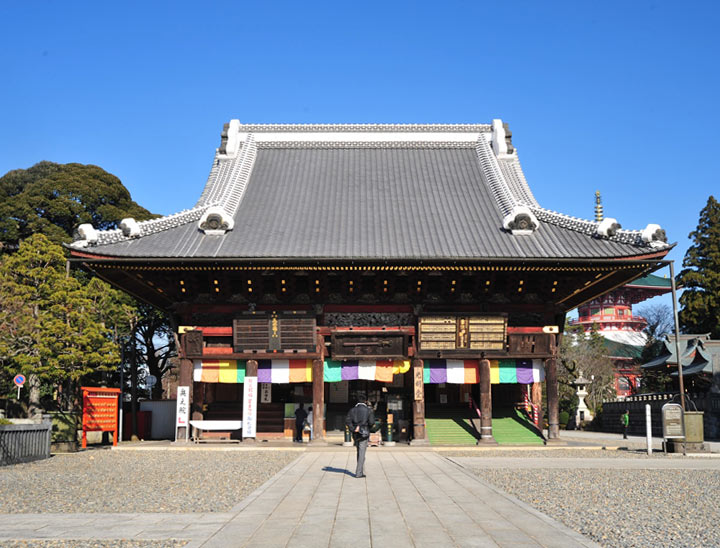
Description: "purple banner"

(257, 359), (272, 383)
(428, 359), (448, 384)
(516, 359), (534, 384)
(341, 360), (359, 381)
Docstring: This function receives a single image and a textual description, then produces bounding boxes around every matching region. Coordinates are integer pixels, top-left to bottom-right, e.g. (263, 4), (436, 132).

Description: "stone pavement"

(0, 450), (599, 547)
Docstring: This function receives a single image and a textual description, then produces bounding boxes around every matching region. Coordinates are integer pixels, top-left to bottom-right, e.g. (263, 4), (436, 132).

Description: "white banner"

(243, 376), (258, 438)
(175, 386), (190, 441)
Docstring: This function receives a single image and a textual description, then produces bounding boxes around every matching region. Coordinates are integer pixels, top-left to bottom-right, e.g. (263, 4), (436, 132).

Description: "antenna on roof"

(594, 191), (603, 222)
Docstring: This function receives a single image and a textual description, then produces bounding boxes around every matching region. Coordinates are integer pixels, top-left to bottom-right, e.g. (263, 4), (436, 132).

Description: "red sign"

(13, 374), (25, 387)
(81, 386), (121, 448)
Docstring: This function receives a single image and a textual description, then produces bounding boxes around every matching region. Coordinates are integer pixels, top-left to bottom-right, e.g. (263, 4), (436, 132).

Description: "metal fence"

(0, 421), (52, 466)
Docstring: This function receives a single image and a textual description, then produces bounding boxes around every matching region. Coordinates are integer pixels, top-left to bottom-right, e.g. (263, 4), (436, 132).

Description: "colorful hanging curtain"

(423, 359), (545, 384)
(323, 360), (410, 383)
(423, 360), (479, 384)
(193, 360), (246, 383)
(257, 359), (313, 383)
(192, 359), (311, 383)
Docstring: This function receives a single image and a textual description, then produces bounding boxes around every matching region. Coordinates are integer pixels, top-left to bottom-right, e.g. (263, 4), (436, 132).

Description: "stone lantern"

(572, 372), (593, 426)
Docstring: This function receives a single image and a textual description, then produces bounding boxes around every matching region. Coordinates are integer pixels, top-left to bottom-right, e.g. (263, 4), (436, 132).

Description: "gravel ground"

(0, 542), (186, 548)
(0, 450), (299, 514)
(457, 451), (720, 548)
(443, 448), (661, 459)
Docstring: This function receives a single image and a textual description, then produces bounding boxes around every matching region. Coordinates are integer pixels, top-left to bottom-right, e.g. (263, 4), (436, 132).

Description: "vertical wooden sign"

(413, 365), (424, 400)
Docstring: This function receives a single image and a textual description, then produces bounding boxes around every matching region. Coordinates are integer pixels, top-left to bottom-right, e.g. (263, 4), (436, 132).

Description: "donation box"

(81, 386), (121, 448)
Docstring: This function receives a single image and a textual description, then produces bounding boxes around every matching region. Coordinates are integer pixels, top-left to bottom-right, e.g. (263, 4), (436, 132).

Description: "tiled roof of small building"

(69, 121), (672, 261)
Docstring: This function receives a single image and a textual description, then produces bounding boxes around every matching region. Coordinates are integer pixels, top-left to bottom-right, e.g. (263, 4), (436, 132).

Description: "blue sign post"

(13, 374), (25, 400)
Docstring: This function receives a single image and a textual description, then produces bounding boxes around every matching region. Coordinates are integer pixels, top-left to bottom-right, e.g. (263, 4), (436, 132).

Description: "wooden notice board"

(418, 315), (507, 354)
(81, 386), (121, 448)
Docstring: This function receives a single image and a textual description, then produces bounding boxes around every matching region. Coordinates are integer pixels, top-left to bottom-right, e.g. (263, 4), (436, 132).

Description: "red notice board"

(81, 386), (121, 448)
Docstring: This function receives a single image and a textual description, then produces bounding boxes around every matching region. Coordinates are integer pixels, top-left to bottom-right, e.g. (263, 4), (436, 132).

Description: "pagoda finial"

(595, 191), (604, 222)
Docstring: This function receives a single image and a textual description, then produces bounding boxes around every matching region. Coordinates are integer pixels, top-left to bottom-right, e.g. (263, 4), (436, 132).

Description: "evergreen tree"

(677, 196), (720, 339)
(0, 161), (155, 250)
(0, 235), (119, 415)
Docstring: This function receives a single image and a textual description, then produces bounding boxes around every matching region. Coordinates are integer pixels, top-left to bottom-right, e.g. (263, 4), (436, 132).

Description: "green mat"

(425, 407), (543, 446)
(491, 408), (544, 445)
(425, 417), (479, 445)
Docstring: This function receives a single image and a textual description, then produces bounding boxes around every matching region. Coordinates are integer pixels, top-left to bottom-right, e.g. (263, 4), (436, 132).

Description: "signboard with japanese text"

(418, 315), (507, 354)
(175, 386), (190, 441)
(81, 386), (120, 448)
(662, 403), (685, 439)
(413, 366), (424, 400)
(243, 376), (258, 438)
(260, 382), (272, 403)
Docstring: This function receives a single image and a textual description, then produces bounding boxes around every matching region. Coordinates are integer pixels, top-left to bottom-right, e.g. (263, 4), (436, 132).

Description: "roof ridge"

(87, 206), (210, 246)
(475, 130), (669, 249)
(256, 140), (477, 149)
(235, 123), (492, 133)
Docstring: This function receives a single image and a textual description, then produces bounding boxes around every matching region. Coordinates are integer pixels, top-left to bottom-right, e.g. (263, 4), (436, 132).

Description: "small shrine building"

(68, 120), (672, 444)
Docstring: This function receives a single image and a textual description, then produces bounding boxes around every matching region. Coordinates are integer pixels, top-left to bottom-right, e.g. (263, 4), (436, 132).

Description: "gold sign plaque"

(419, 316), (507, 353)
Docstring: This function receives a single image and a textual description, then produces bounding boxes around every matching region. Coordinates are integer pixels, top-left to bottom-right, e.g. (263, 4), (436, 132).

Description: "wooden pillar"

(546, 357), (560, 441)
(311, 357), (326, 444)
(246, 359), (258, 377)
(411, 358), (428, 445)
(177, 358), (193, 441)
(478, 358), (497, 444)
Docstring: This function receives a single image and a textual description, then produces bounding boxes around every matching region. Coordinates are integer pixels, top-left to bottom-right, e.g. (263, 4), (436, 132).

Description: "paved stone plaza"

(1, 445), (719, 547)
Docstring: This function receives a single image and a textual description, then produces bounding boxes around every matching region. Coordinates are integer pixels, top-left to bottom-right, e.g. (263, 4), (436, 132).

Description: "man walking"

(346, 400), (375, 478)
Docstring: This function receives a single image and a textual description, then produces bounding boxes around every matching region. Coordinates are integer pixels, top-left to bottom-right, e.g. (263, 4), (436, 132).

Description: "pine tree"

(0, 234), (119, 415)
(677, 196), (720, 339)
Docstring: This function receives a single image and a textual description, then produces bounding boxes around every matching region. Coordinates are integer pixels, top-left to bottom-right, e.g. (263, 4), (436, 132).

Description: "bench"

(189, 420), (242, 443)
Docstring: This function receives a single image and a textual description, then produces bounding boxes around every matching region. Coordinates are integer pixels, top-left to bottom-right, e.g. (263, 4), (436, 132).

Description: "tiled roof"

(626, 274), (673, 288)
(69, 121), (672, 261)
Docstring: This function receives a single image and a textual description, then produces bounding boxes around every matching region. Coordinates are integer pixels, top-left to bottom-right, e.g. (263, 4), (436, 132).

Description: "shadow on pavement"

(322, 466), (354, 476)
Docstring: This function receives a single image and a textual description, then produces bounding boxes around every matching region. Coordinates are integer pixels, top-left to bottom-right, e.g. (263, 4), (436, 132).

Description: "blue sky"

(1, 1), (718, 310)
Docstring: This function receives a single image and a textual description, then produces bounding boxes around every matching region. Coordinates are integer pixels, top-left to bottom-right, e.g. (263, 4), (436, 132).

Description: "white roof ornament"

(491, 119), (508, 157)
(490, 119), (515, 158)
(641, 223), (667, 246)
(503, 205), (539, 235)
(218, 119), (242, 158)
(119, 218), (141, 238)
(77, 223), (98, 245)
(198, 205), (235, 235)
(596, 217), (621, 238)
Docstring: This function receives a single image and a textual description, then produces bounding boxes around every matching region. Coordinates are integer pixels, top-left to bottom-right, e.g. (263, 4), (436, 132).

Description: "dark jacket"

(346, 403), (375, 440)
(295, 406), (308, 424)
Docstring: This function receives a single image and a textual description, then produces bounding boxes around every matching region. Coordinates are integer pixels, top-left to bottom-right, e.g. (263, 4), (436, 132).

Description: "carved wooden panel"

(233, 312), (316, 353)
(507, 334), (553, 356)
(331, 332), (407, 360)
(183, 330), (204, 358)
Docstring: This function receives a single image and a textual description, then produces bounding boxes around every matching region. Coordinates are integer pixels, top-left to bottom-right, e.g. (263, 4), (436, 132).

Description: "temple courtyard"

(1, 440), (719, 548)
